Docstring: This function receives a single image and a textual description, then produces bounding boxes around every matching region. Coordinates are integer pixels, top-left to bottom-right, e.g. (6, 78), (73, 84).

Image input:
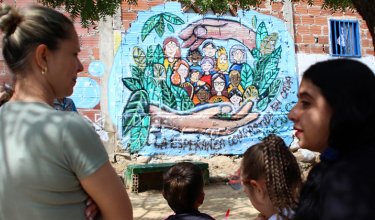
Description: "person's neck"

(11, 74), (54, 107)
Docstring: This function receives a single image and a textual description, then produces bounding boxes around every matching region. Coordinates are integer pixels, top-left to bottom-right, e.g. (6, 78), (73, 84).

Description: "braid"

(263, 134), (302, 220)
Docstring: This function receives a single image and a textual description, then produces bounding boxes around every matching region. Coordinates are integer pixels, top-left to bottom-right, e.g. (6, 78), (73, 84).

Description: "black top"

(165, 210), (215, 220)
(294, 146), (375, 220)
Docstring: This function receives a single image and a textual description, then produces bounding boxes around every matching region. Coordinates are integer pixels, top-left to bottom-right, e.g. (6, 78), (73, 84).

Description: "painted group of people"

(1, 3), (375, 220)
(163, 37), (248, 108)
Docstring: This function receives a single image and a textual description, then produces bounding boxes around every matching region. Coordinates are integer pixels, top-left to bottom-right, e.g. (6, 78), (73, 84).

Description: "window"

(330, 19), (361, 57)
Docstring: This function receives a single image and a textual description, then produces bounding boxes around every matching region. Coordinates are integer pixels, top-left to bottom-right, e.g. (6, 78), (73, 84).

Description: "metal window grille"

(330, 19), (361, 57)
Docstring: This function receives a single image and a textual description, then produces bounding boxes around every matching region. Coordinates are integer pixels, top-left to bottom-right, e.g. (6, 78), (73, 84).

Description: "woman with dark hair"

(209, 73), (229, 103)
(288, 59), (375, 220)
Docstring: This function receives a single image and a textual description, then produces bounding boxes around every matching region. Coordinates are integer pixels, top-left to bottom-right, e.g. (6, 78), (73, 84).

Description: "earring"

(41, 67), (47, 75)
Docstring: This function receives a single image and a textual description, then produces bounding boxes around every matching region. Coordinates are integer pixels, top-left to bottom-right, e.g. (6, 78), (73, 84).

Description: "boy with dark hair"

(163, 162), (215, 220)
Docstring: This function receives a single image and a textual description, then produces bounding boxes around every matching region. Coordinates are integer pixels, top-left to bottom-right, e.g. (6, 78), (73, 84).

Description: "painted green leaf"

(144, 65), (153, 76)
(171, 85), (194, 111)
(167, 23), (175, 33)
(260, 33), (279, 55)
(122, 77), (142, 91)
(146, 46), (154, 66)
(256, 96), (270, 111)
(153, 44), (164, 65)
(155, 18), (165, 38)
(252, 67), (262, 88)
(130, 65), (143, 80)
(141, 14), (161, 41)
(163, 12), (185, 25)
(252, 16), (257, 29)
(251, 48), (262, 60)
(165, 66), (172, 88)
(256, 22), (268, 49)
(132, 47), (146, 70)
(160, 80), (177, 109)
(129, 116), (150, 152)
(259, 69), (279, 96)
(268, 78), (282, 98)
(153, 64), (166, 79)
(143, 76), (162, 104)
(258, 46), (282, 95)
(122, 90), (149, 137)
(240, 63), (254, 89)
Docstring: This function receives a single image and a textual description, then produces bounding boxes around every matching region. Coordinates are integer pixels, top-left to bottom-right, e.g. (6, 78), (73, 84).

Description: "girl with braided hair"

(241, 134), (302, 220)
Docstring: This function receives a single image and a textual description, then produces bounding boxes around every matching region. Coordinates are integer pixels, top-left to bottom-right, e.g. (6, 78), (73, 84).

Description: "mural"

(109, 2), (299, 155)
(69, 77), (100, 108)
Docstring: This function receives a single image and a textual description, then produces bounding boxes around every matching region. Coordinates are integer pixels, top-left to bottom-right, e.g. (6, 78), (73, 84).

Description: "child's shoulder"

(165, 210), (215, 220)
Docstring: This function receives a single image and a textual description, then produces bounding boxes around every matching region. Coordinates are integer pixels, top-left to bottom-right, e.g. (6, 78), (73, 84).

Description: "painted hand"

(150, 100), (259, 135)
(178, 18), (256, 50)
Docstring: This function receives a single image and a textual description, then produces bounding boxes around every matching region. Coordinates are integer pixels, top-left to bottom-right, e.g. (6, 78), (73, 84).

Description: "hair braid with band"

(242, 134), (302, 220)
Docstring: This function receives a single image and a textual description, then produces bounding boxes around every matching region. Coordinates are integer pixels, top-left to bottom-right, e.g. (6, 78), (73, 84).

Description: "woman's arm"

(80, 161), (133, 220)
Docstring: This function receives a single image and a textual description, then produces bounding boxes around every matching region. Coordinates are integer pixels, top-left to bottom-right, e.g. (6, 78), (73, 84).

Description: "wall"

(0, 0), (374, 155)
(111, 2), (299, 155)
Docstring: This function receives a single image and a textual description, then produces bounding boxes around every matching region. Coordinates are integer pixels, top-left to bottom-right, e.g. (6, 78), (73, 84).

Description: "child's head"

(163, 162), (205, 214)
(241, 134), (302, 219)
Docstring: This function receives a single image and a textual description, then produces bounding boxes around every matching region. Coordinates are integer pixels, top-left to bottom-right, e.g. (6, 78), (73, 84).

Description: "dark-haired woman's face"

(288, 79), (332, 152)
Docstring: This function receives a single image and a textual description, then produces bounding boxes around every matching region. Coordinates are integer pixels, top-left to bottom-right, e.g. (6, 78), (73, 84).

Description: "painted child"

(229, 88), (243, 110)
(200, 57), (216, 87)
(241, 134), (302, 220)
(172, 59), (190, 86)
(163, 162), (215, 220)
(209, 73), (229, 103)
(227, 70), (244, 94)
(216, 47), (230, 86)
(229, 44), (246, 72)
(163, 37), (181, 70)
(187, 49), (203, 73)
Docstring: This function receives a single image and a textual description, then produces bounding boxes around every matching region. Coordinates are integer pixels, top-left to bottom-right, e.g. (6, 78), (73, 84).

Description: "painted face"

(230, 71), (241, 86)
(201, 61), (213, 72)
(203, 45), (216, 57)
(177, 64), (189, 79)
(230, 94), (242, 104)
(197, 89), (209, 102)
(217, 54), (228, 71)
(288, 79), (332, 152)
(189, 51), (202, 64)
(213, 77), (225, 92)
(219, 54), (227, 64)
(190, 71), (201, 83)
(233, 49), (244, 63)
(165, 41), (178, 58)
(45, 28), (83, 98)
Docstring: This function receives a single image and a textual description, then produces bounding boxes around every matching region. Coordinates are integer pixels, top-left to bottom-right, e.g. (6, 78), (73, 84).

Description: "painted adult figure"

(288, 59), (375, 220)
(0, 4), (132, 220)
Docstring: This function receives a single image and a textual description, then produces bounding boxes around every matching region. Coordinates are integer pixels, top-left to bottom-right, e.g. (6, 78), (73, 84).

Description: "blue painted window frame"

(329, 19), (361, 57)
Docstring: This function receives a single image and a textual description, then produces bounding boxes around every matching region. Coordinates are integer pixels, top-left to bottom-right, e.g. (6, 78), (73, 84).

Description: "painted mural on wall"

(109, 2), (299, 155)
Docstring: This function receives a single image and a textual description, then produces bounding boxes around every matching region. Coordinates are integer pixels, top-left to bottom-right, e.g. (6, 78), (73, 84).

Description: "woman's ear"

(34, 44), (48, 70)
